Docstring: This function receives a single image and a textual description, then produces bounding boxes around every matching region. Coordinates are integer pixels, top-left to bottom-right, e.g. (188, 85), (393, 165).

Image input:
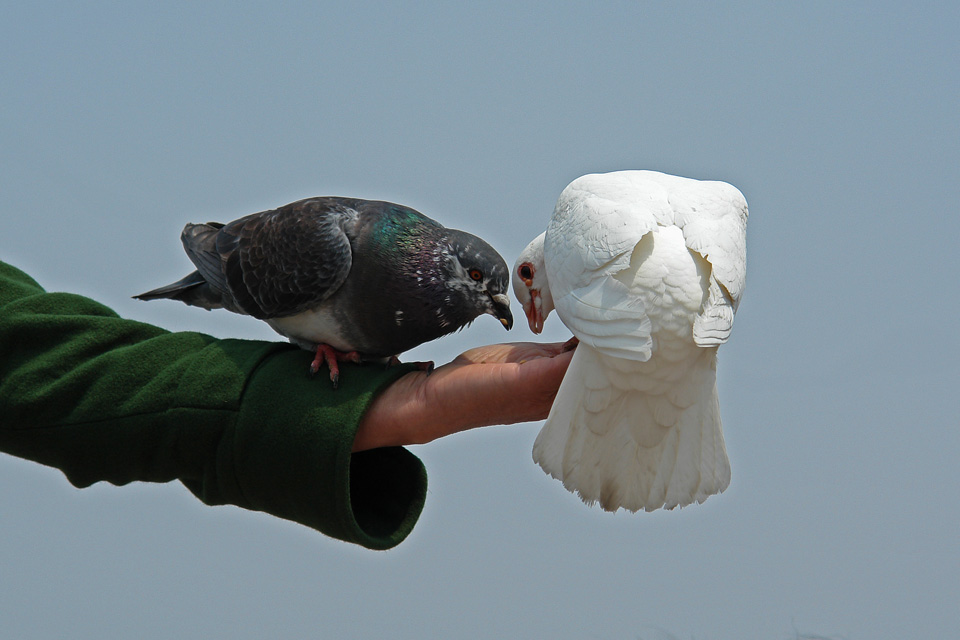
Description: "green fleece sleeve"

(0, 261), (426, 550)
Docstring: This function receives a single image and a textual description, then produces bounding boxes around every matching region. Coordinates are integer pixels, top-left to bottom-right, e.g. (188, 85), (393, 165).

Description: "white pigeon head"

(512, 232), (554, 334)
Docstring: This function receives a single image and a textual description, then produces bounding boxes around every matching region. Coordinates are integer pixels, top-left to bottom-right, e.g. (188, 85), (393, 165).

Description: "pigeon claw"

(309, 344), (361, 389)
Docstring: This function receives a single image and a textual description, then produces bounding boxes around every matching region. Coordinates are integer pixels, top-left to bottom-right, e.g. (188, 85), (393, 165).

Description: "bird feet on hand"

(309, 344), (362, 389)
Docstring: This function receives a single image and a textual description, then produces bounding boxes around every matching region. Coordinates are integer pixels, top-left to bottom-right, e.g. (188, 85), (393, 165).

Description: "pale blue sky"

(2, 2), (958, 638)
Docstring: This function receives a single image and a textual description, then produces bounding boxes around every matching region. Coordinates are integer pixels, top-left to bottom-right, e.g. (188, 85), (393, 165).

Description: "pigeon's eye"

(518, 263), (534, 282)
(468, 268), (483, 281)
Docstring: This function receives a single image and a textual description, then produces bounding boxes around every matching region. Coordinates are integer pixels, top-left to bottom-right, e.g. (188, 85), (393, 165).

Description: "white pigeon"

(513, 170), (748, 512)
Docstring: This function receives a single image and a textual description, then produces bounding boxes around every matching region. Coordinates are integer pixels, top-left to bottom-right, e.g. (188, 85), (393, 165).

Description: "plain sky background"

(2, 2), (958, 639)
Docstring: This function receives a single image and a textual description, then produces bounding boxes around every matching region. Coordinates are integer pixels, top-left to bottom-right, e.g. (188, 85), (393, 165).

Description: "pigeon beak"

(526, 289), (544, 334)
(488, 292), (513, 330)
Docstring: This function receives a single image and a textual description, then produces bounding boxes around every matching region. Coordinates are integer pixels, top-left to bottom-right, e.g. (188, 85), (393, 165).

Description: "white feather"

(524, 170), (747, 512)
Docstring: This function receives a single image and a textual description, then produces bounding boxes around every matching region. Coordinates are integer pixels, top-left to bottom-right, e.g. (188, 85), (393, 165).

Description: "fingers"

(456, 340), (575, 364)
(520, 344), (574, 381)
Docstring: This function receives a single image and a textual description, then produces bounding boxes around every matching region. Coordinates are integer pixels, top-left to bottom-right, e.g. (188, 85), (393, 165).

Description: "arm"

(0, 261), (424, 549)
(0, 261), (574, 548)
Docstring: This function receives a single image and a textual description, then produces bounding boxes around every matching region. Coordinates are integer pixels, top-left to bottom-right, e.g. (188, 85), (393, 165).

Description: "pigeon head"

(443, 229), (514, 331)
(512, 232), (554, 334)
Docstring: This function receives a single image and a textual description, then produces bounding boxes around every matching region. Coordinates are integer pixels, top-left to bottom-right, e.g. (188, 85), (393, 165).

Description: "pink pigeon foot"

(310, 344), (362, 389)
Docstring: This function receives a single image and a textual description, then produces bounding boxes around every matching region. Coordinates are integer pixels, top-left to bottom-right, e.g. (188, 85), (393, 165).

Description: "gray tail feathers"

(133, 271), (224, 309)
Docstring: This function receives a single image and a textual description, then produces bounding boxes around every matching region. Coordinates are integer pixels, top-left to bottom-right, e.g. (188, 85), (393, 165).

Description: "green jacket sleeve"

(0, 261), (426, 550)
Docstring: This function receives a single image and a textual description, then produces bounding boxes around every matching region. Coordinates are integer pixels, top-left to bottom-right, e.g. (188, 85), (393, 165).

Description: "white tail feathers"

(532, 343), (730, 512)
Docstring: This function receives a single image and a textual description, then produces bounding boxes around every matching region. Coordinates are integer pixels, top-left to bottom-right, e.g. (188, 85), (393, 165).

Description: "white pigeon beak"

(526, 289), (544, 334)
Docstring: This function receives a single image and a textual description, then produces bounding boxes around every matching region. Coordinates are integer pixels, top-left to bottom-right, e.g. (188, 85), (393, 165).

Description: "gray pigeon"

(135, 196), (514, 385)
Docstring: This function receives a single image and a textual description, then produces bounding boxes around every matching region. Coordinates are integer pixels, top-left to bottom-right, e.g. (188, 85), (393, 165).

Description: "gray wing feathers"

(216, 199), (357, 319)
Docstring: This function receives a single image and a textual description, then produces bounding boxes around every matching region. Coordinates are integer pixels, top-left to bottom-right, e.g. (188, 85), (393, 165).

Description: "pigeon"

(135, 196), (514, 385)
(513, 170), (747, 512)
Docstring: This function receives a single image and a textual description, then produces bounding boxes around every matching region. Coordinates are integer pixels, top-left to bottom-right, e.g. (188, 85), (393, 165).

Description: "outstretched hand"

(353, 341), (576, 452)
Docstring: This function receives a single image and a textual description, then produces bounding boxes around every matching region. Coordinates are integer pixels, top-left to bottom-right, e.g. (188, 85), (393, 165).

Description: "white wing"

(667, 175), (748, 346)
(544, 172), (672, 361)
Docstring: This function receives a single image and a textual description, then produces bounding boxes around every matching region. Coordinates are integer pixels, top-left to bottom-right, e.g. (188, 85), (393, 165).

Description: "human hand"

(353, 340), (576, 452)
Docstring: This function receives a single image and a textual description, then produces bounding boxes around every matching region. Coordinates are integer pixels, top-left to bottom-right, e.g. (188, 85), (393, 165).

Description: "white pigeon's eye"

(468, 268), (483, 281)
(518, 263), (534, 284)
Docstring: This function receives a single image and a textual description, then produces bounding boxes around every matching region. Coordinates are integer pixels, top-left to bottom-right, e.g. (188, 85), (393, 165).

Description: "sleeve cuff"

(217, 345), (426, 550)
